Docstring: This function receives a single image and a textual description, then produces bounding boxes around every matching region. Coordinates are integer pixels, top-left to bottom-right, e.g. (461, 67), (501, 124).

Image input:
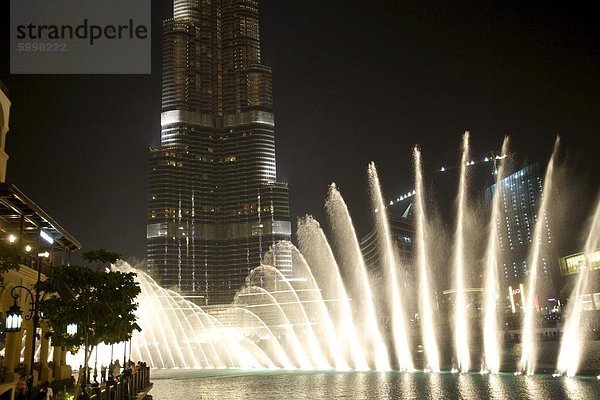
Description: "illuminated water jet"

(368, 163), (414, 371)
(556, 197), (600, 377)
(325, 184), (391, 370)
(413, 146), (441, 372)
(519, 137), (560, 375)
(453, 132), (471, 373)
(482, 136), (510, 374)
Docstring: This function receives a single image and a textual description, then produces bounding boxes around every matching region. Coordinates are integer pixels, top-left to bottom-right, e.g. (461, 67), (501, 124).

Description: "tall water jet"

(367, 162), (414, 371)
(482, 136), (510, 374)
(325, 184), (391, 370)
(413, 146), (441, 372)
(453, 132), (471, 373)
(556, 196), (600, 377)
(519, 137), (560, 375)
(297, 216), (369, 370)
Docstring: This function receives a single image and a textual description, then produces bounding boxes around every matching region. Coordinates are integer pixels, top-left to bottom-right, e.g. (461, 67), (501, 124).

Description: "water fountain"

(519, 138), (560, 376)
(68, 137), (600, 385)
(481, 136), (510, 374)
(368, 163), (414, 371)
(453, 132), (471, 373)
(413, 146), (441, 372)
(325, 184), (390, 370)
(556, 197), (600, 377)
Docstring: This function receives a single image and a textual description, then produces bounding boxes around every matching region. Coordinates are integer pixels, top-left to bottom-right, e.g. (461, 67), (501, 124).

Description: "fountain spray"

(453, 132), (471, 373)
(519, 137), (560, 375)
(368, 163), (415, 371)
(297, 216), (369, 370)
(326, 184), (391, 370)
(556, 196), (600, 377)
(482, 136), (510, 374)
(414, 146), (441, 372)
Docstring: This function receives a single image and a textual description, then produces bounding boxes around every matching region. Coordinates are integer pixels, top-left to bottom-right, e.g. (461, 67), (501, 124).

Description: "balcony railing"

(88, 366), (152, 400)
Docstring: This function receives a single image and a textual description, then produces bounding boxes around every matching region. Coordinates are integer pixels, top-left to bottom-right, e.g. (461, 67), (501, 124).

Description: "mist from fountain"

(368, 163), (414, 371)
(556, 197), (600, 377)
(519, 137), (560, 375)
(482, 136), (510, 374)
(453, 132), (471, 373)
(413, 146), (441, 372)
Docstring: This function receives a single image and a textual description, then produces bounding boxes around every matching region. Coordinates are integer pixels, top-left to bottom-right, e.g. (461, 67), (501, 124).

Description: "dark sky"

(1, 1), (598, 260)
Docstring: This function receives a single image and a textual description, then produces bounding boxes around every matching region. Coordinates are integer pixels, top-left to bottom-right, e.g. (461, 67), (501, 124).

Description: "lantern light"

(67, 323), (78, 336)
(5, 302), (23, 333)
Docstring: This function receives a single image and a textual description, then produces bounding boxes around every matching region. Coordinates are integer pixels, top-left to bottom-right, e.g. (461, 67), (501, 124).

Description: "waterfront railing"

(89, 366), (151, 400)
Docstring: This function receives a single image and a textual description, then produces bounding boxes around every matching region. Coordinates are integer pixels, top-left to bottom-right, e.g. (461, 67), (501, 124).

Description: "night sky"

(1, 1), (598, 261)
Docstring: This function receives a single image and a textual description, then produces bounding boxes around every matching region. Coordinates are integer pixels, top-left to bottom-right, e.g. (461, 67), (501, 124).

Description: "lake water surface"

(150, 369), (600, 399)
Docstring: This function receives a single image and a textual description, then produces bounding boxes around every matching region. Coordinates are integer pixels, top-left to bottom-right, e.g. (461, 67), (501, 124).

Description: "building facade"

(0, 81), (10, 182)
(558, 249), (600, 311)
(0, 80), (81, 393)
(147, 0), (291, 306)
(485, 162), (557, 302)
(360, 202), (417, 315)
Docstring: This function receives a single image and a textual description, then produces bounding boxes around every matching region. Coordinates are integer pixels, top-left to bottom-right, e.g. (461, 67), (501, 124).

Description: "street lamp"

(67, 322), (78, 336)
(4, 301), (23, 332)
(4, 250), (49, 400)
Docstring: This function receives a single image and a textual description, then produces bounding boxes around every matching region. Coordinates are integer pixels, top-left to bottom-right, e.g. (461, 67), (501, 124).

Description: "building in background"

(360, 200), (417, 315)
(361, 203), (414, 276)
(485, 161), (557, 310)
(0, 80), (82, 392)
(558, 249), (600, 311)
(147, 0), (291, 306)
(0, 81), (10, 182)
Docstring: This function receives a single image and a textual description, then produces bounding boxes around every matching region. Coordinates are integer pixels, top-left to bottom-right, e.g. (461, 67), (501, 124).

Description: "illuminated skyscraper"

(485, 161), (556, 293)
(147, 0), (291, 306)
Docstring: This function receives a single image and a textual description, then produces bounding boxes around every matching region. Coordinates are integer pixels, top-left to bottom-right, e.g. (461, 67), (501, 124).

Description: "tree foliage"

(0, 240), (20, 275)
(38, 263), (141, 352)
(81, 249), (121, 270)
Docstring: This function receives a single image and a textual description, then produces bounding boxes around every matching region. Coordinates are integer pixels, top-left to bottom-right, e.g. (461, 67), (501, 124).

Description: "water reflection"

(149, 370), (600, 400)
(486, 374), (510, 400)
(399, 371), (418, 399)
(563, 376), (597, 400)
(458, 373), (483, 399)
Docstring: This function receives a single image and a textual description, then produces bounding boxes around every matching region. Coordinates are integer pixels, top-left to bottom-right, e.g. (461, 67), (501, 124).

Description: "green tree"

(37, 265), (141, 352)
(81, 248), (122, 270)
(0, 240), (21, 281)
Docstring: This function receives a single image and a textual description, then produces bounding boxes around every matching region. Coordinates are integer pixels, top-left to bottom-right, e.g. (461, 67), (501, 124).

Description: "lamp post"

(5, 252), (48, 400)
